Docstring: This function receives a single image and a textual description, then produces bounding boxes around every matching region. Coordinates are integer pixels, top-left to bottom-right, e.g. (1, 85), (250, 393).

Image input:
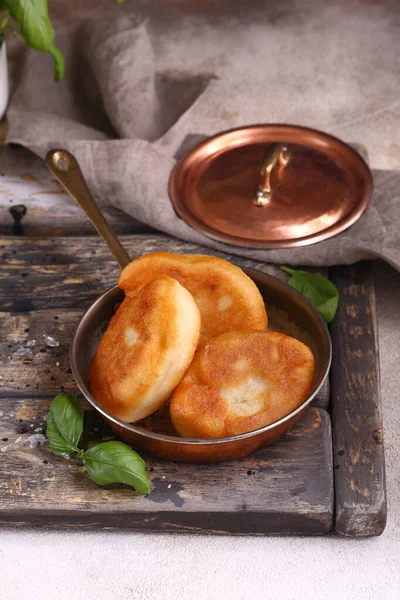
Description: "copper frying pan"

(45, 149), (331, 463)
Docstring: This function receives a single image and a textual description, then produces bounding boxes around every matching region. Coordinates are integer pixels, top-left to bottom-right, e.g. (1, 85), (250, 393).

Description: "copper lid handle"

(252, 143), (290, 207)
(45, 149), (132, 269)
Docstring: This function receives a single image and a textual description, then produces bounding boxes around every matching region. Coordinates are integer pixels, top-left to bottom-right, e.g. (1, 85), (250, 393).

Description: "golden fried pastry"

(170, 330), (315, 438)
(118, 252), (268, 340)
(89, 277), (200, 423)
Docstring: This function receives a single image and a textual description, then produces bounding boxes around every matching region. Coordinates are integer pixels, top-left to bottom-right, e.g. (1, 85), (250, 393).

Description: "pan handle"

(45, 149), (132, 269)
(252, 143), (290, 207)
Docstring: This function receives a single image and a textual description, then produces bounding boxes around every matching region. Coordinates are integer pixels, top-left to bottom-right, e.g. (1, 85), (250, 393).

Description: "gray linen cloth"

(6, 15), (400, 270)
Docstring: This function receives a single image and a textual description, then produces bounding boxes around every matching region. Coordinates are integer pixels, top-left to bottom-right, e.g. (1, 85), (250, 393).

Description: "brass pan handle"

(45, 149), (132, 269)
(253, 143), (290, 207)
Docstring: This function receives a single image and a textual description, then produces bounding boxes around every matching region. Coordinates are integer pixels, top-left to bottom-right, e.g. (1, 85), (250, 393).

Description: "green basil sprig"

(281, 266), (339, 324)
(0, 0), (124, 81)
(46, 393), (150, 495)
(1, 0), (65, 80)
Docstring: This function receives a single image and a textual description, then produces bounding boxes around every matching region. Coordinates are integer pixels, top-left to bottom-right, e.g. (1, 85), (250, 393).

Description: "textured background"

(1, 1), (400, 598)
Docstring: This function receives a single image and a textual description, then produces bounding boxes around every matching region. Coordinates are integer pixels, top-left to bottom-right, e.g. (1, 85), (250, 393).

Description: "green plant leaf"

(46, 393), (84, 456)
(47, 41), (64, 81)
(83, 441), (150, 495)
(0, 11), (9, 32)
(281, 266), (339, 323)
(2, 0), (64, 80)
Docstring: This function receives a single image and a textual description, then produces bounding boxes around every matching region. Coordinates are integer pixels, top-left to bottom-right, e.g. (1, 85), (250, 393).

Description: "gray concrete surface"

(1, 1), (400, 598)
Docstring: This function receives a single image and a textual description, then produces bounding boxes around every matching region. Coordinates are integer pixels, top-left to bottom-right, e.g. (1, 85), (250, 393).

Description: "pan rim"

(70, 268), (332, 445)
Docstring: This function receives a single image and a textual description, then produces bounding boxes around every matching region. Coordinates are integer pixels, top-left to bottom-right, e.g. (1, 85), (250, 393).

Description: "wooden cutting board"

(0, 234), (385, 536)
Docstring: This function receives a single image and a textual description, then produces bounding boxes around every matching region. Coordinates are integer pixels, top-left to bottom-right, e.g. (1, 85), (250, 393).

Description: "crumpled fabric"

(6, 14), (400, 270)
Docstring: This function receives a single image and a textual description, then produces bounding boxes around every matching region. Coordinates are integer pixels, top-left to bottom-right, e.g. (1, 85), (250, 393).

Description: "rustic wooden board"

(0, 234), (384, 536)
(330, 263), (386, 537)
(0, 235), (328, 310)
(0, 398), (333, 534)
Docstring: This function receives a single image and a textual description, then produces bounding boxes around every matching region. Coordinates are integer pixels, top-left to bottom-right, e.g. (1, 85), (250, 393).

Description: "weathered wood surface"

(0, 146), (149, 237)
(330, 263), (386, 537)
(0, 400), (333, 534)
(0, 235), (329, 409)
(0, 236), (384, 536)
(0, 235), (329, 309)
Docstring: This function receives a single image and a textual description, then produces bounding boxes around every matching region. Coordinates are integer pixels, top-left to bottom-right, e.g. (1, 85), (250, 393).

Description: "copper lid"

(169, 124), (372, 248)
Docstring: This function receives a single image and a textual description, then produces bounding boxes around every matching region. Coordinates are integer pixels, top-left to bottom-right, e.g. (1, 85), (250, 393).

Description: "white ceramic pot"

(0, 42), (9, 120)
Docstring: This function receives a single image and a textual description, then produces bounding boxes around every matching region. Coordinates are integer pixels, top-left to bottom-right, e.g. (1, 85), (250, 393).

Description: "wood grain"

(330, 263), (386, 537)
(0, 146), (149, 237)
(0, 309), (80, 397)
(0, 400), (333, 534)
(0, 234), (329, 409)
(0, 234), (296, 312)
(1, 234), (314, 306)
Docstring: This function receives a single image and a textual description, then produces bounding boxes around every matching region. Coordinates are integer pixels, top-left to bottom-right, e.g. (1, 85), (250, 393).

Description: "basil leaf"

(281, 266), (339, 323)
(84, 441), (150, 495)
(3, 0), (65, 80)
(46, 393), (83, 456)
(47, 42), (65, 82)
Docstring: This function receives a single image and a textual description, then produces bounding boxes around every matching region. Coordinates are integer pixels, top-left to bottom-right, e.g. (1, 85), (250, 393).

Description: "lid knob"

(252, 143), (290, 207)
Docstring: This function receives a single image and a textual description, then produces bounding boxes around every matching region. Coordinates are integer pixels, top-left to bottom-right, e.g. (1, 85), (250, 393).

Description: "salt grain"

(14, 347), (32, 356)
(56, 362), (60, 366)
(43, 335), (59, 348)
(34, 427), (42, 433)
(167, 484), (172, 489)
(0, 411), (4, 417)
(26, 340), (36, 347)
(28, 434), (47, 449)
(14, 437), (22, 444)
